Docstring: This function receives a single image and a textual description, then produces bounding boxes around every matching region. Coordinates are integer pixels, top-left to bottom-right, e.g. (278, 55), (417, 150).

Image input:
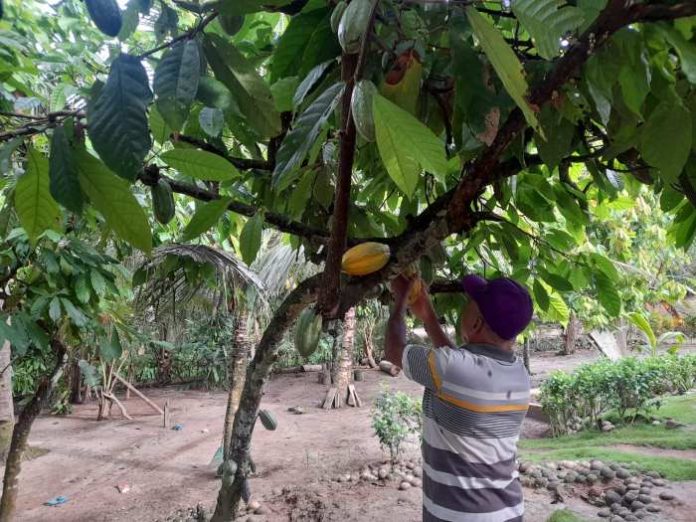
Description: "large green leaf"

(153, 40), (201, 131)
(628, 312), (657, 349)
(15, 147), (61, 244)
(271, 77), (299, 112)
(182, 197), (231, 241)
(595, 272), (621, 317)
(273, 82), (344, 190)
(199, 107), (225, 137)
(294, 60), (334, 108)
(533, 279), (550, 312)
(203, 34), (281, 137)
(271, 7), (336, 82)
(149, 105), (172, 145)
(118, 0), (140, 41)
(373, 94), (449, 198)
(465, 7), (542, 136)
(49, 125), (84, 214)
(161, 149), (239, 181)
(74, 149), (152, 253)
(196, 76), (234, 110)
(511, 0), (584, 60)
(99, 327), (123, 361)
(659, 25), (696, 85)
(87, 54), (153, 181)
(639, 97), (692, 183)
(239, 212), (264, 265)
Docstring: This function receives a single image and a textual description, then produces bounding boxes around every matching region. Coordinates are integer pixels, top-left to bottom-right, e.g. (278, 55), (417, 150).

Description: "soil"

(6, 347), (696, 521)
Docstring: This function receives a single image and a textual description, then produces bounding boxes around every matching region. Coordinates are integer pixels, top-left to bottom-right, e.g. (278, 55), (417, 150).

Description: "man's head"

(459, 275), (533, 347)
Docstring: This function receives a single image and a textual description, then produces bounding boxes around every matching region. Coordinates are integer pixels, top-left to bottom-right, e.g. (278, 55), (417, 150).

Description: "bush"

(371, 388), (422, 462)
(540, 354), (696, 436)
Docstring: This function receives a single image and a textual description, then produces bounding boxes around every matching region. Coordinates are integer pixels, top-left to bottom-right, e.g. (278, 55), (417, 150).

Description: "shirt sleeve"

(402, 344), (443, 391)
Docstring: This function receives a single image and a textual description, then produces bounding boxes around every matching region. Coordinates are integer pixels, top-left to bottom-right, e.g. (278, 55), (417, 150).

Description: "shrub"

(371, 387), (422, 462)
(540, 354), (696, 436)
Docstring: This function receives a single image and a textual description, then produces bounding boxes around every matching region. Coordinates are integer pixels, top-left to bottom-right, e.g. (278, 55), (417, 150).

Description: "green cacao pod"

(294, 308), (323, 357)
(152, 179), (175, 225)
(351, 80), (377, 142)
(258, 409), (277, 431)
(330, 1), (347, 34)
(85, 0), (122, 37)
(337, 0), (372, 54)
(219, 14), (244, 36)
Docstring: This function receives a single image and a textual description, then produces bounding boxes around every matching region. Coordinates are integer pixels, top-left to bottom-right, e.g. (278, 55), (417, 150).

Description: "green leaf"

(88, 54), (153, 181)
(196, 77), (234, 110)
(537, 110), (574, 170)
(75, 274), (91, 304)
(61, 298), (88, 327)
(239, 212), (264, 265)
(154, 41), (201, 131)
(271, 77), (299, 112)
(373, 94), (448, 198)
(554, 186), (589, 225)
(288, 170), (316, 218)
(91, 269), (107, 295)
(182, 197), (231, 241)
(539, 268), (573, 292)
(0, 138), (23, 173)
(48, 297), (62, 322)
(511, 0), (584, 60)
(533, 279), (550, 311)
(199, 107), (225, 137)
(99, 327), (122, 361)
(658, 25), (696, 84)
(118, 0), (140, 41)
(161, 149), (239, 181)
(547, 288), (570, 326)
(49, 125), (84, 213)
(465, 7), (542, 137)
(272, 7), (339, 82)
(273, 82), (344, 190)
(203, 34), (281, 137)
(294, 60), (334, 108)
(628, 312), (657, 349)
(149, 105), (172, 145)
(595, 272), (621, 317)
(589, 252), (619, 280)
(14, 147), (61, 244)
(79, 359), (100, 387)
(75, 149), (152, 253)
(639, 98), (692, 183)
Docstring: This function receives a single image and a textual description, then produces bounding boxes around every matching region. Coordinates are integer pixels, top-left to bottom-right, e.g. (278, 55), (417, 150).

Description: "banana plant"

(627, 312), (685, 357)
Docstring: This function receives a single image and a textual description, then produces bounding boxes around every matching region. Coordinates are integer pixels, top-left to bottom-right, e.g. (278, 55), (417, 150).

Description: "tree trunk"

(68, 359), (82, 404)
(155, 348), (172, 385)
(363, 327), (378, 368)
(0, 340), (14, 461)
(522, 338), (530, 375)
(336, 308), (356, 402)
(0, 340), (66, 522)
(223, 312), (250, 460)
(211, 276), (319, 522)
(562, 313), (581, 355)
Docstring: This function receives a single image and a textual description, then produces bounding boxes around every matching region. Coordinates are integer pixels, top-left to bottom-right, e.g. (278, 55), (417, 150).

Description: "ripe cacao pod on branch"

(341, 242), (390, 276)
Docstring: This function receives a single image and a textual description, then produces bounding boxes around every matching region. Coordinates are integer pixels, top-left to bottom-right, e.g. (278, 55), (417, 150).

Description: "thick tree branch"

(318, 0), (380, 318)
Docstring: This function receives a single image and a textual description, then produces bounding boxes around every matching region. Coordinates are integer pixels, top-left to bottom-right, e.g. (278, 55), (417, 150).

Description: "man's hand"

(408, 279), (433, 322)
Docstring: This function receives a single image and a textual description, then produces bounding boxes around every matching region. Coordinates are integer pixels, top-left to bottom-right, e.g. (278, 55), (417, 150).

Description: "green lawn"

(520, 394), (696, 481)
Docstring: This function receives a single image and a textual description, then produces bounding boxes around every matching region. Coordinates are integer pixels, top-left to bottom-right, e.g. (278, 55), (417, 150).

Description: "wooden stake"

(322, 387), (337, 409)
(163, 400), (170, 428)
(113, 372), (164, 416)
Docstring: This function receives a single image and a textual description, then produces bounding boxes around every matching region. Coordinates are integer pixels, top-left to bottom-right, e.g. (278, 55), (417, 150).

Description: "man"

(385, 274), (533, 522)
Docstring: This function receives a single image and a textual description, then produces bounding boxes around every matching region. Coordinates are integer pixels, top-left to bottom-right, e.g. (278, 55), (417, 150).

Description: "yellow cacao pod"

(341, 242), (390, 276)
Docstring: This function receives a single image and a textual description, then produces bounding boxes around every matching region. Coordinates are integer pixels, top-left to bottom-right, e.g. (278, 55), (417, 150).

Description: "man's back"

(403, 343), (530, 522)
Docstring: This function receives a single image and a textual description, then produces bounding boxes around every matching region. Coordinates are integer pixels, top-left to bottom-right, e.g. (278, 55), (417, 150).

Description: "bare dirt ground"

(8, 348), (696, 521)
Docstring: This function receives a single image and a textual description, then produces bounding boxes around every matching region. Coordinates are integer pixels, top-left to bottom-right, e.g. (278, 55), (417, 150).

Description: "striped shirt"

(402, 343), (530, 522)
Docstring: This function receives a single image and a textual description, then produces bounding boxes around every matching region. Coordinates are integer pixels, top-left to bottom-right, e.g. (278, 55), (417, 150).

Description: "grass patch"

(546, 509), (589, 522)
(521, 447), (696, 481)
(522, 394), (696, 451)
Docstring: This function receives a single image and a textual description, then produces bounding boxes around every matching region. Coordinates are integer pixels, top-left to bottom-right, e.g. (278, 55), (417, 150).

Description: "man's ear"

(473, 315), (484, 332)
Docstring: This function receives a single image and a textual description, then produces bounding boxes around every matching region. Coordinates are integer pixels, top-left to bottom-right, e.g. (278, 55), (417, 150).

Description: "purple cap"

(461, 275), (533, 340)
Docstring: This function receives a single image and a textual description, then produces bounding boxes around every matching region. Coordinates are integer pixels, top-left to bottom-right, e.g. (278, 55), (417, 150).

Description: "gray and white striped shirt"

(402, 343), (530, 522)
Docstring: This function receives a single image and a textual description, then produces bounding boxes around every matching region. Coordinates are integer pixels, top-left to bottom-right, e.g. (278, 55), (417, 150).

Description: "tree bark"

(335, 308), (356, 404)
(211, 276), (320, 522)
(223, 312), (250, 460)
(0, 339), (66, 522)
(562, 313), (581, 355)
(68, 359), (82, 404)
(0, 340), (14, 461)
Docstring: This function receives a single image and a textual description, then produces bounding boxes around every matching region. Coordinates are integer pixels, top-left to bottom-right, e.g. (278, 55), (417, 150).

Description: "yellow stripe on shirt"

(436, 391), (529, 413)
(428, 350), (442, 392)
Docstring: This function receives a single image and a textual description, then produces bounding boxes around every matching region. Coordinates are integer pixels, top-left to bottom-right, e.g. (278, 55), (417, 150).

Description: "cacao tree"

(2, 0), (696, 519)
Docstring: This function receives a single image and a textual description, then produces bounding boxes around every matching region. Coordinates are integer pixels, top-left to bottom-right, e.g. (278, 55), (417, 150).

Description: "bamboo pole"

(112, 372), (164, 416)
